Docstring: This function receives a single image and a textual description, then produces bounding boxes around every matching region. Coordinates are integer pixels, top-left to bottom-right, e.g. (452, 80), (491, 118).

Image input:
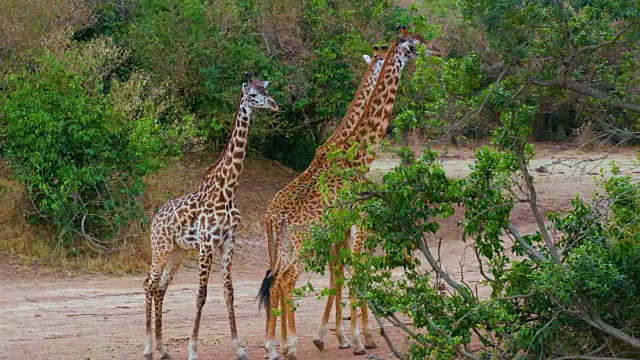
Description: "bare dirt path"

(0, 146), (638, 360)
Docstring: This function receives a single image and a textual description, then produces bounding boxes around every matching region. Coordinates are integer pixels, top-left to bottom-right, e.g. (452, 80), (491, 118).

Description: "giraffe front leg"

(349, 287), (366, 355)
(334, 261), (351, 349)
(143, 276), (154, 360)
(313, 261), (336, 351)
(362, 301), (377, 349)
(144, 250), (170, 359)
(221, 241), (248, 360)
(188, 243), (213, 360)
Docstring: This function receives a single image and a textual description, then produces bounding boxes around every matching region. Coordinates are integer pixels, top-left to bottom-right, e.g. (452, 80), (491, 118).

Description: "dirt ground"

(0, 144), (638, 360)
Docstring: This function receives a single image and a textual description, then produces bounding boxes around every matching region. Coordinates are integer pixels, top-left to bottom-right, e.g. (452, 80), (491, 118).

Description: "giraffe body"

(259, 28), (443, 360)
(143, 74), (278, 360)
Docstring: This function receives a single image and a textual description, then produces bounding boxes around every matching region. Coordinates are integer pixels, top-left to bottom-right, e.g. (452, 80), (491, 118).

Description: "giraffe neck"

(324, 56), (383, 146)
(347, 40), (408, 146)
(265, 55), (385, 208)
(305, 54), (384, 172)
(203, 96), (252, 193)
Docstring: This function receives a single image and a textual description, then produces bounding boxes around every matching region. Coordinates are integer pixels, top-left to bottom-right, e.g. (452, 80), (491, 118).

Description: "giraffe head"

(396, 25), (446, 60)
(242, 72), (279, 111)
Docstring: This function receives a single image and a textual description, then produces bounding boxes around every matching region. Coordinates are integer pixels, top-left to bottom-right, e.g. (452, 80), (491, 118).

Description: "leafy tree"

(303, 111), (640, 358)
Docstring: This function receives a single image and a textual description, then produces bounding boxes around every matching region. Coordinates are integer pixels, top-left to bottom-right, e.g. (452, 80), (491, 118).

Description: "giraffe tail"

(257, 269), (273, 312)
(258, 217), (291, 313)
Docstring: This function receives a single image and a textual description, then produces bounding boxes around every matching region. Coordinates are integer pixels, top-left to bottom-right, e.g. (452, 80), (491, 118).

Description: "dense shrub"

(0, 35), (186, 250)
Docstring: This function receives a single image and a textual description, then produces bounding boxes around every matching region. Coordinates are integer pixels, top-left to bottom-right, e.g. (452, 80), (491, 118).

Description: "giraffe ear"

(261, 81), (269, 88)
(363, 55), (371, 64)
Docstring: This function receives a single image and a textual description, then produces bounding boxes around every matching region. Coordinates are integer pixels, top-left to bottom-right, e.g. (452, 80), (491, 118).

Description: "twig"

(526, 311), (560, 355)
(472, 245), (494, 282)
(496, 293), (533, 301)
(506, 224), (548, 262)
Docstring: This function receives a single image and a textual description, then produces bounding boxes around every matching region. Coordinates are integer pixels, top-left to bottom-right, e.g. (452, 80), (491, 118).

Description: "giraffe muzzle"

(267, 100), (279, 112)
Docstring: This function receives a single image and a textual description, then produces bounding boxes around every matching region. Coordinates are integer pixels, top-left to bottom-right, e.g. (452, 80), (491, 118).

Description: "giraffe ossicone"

(143, 73), (278, 360)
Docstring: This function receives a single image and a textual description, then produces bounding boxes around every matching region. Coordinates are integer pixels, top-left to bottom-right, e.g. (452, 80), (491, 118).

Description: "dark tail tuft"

(257, 269), (273, 312)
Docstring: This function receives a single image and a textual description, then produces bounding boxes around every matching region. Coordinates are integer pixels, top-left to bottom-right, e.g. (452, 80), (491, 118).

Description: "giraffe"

(257, 46), (388, 360)
(258, 27), (444, 360)
(143, 72), (279, 360)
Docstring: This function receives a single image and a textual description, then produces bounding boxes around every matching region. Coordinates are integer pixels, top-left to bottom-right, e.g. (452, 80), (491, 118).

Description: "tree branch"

(366, 299), (407, 360)
(476, 63), (511, 115)
(577, 311), (640, 349)
(516, 147), (562, 264)
(506, 224), (548, 262)
(575, 27), (630, 55)
(528, 78), (640, 113)
(416, 231), (474, 301)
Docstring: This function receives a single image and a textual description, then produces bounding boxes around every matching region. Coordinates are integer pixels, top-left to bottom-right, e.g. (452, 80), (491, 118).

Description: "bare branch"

(516, 148), (562, 264)
(416, 232), (474, 301)
(577, 311), (640, 349)
(528, 78), (640, 113)
(506, 224), (548, 262)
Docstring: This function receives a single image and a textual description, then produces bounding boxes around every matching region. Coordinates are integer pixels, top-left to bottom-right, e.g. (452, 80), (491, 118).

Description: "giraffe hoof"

(238, 355), (249, 360)
(284, 355), (297, 360)
(143, 354), (153, 360)
(160, 352), (173, 359)
(353, 348), (367, 355)
(365, 342), (378, 349)
(339, 343), (351, 349)
(312, 339), (325, 351)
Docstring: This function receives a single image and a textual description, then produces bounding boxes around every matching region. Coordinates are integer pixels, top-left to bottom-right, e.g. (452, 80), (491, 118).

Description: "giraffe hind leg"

(265, 281), (281, 360)
(220, 240), (248, 360)
(188, 242), (214, 360)
(350, 287), (366, 355)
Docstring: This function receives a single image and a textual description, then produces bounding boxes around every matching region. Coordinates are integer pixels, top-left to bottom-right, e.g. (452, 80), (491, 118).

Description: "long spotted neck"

(267, 54), (385, 203)
(203, 96), (252, 193)
(346, 40), (409, 152)
(325, 56), (384, 146)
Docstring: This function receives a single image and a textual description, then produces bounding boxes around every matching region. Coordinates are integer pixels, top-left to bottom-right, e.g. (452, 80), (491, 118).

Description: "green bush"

(0, 37), (182, 250)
